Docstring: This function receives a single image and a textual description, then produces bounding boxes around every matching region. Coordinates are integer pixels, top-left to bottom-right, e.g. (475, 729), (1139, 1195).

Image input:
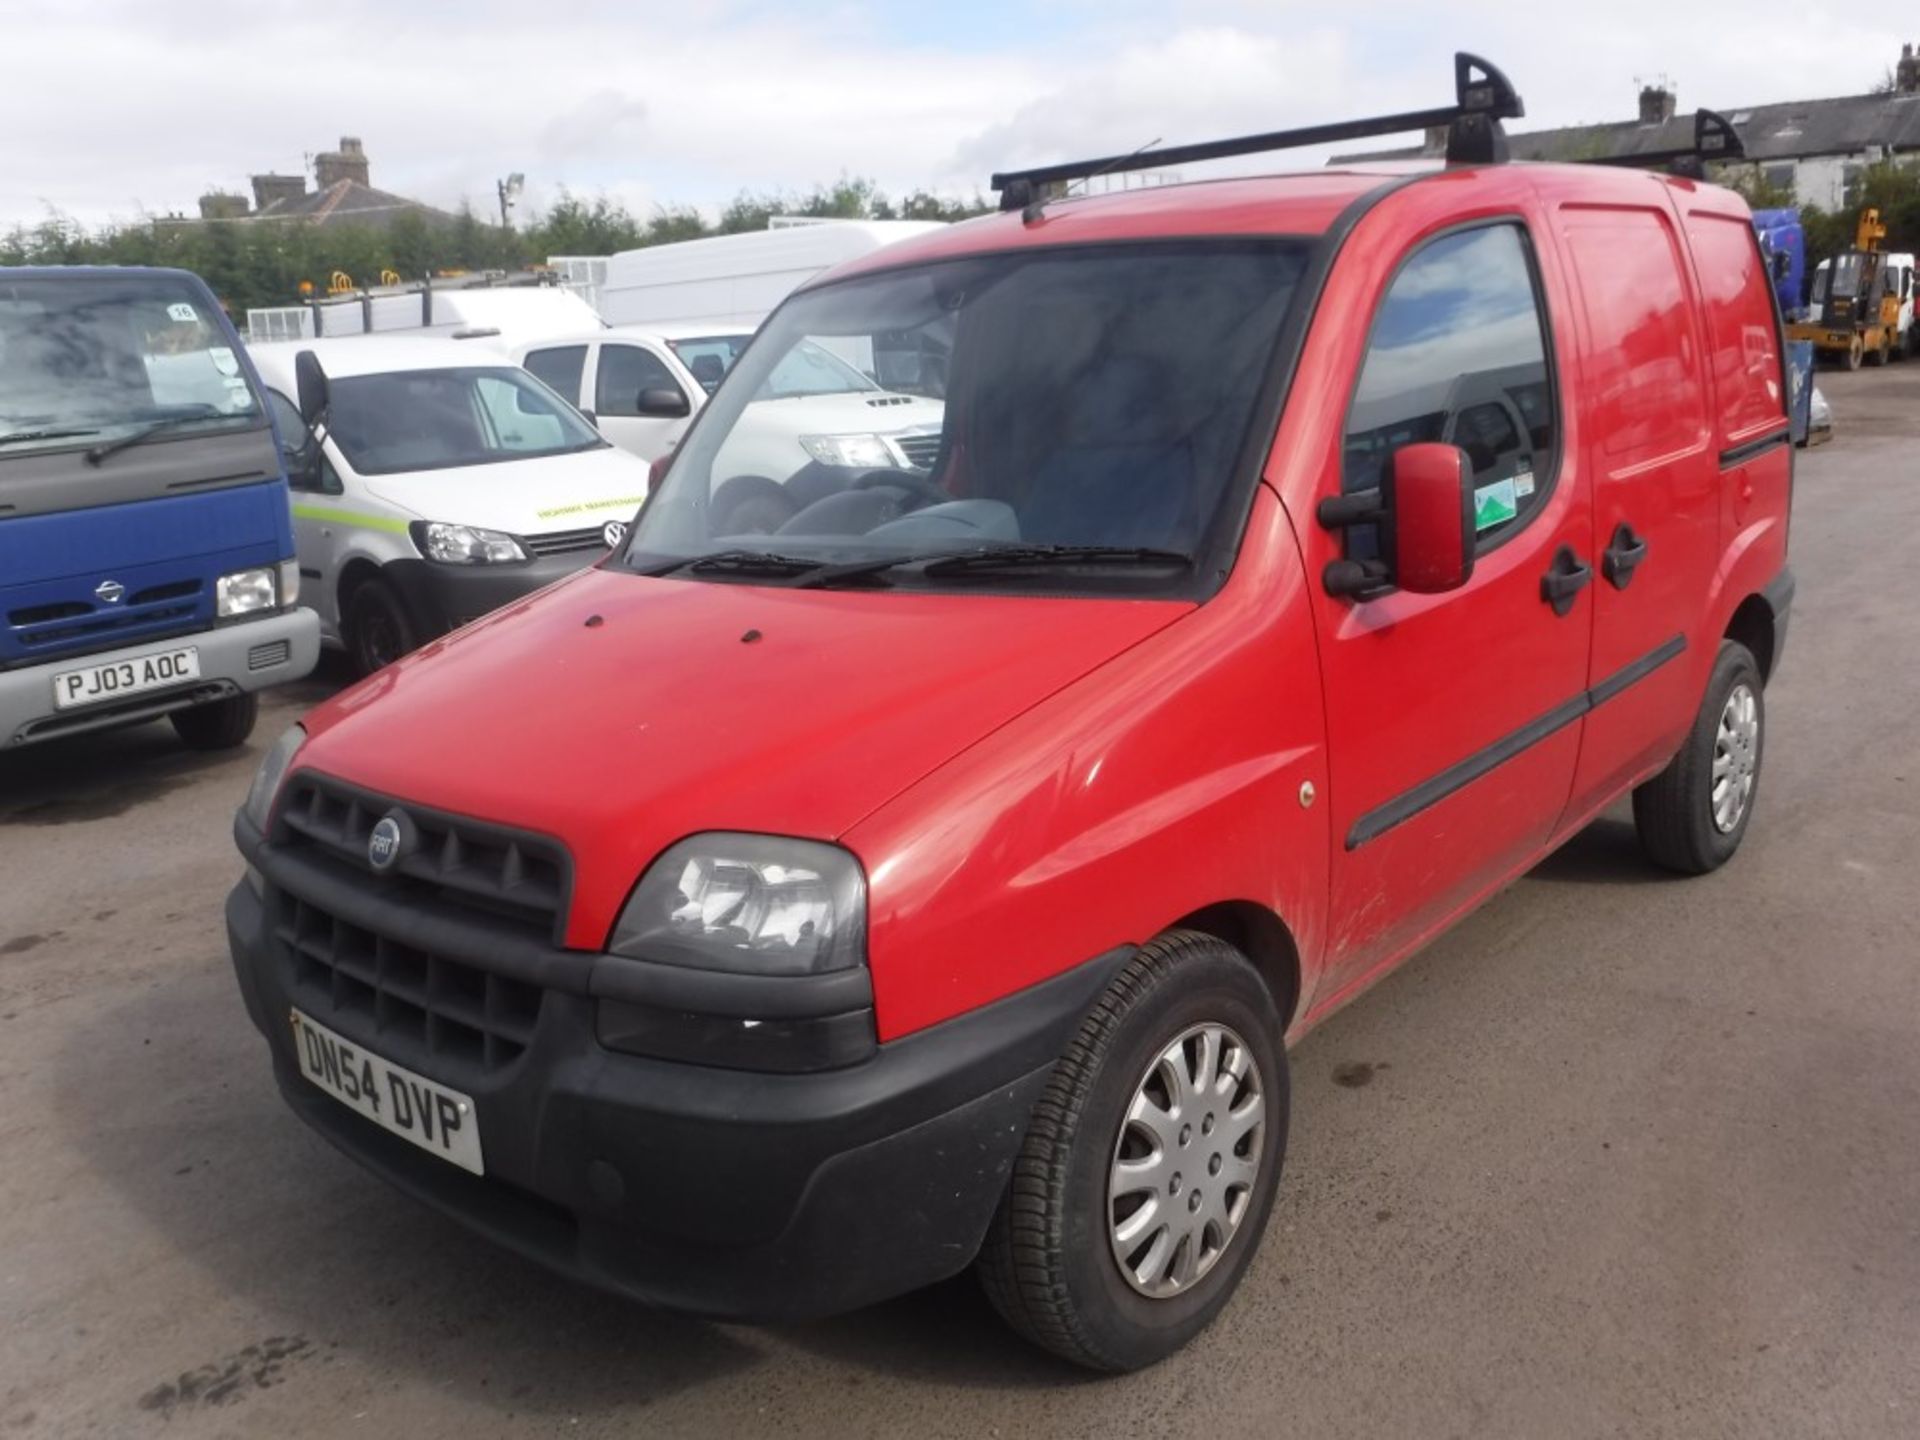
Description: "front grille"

(523, 525), (611, 558)
(277, 776), (568, 935)
(131, 578), (202, 606)
(275, 893), (544, 1073)
(248, 639), (291, 671)
(895, 432), (943, 469)
(14, 602), (199, 650)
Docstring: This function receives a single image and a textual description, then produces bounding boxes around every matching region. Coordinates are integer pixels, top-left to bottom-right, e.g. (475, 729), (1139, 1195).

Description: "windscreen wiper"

(0, 428), (100, 448)
(917, 544), (1194, 578)
(85, 409), (218, 465)
(637, 548), (828, 579)
(794, 544), (1195, 588)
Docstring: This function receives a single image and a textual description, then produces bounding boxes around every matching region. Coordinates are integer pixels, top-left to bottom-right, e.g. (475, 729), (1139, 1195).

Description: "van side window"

(524, 344), (588, 404)
(597, 345), (683, 417)
(1682, 212), (1789, 445)
(1343, 224), (1556, 555)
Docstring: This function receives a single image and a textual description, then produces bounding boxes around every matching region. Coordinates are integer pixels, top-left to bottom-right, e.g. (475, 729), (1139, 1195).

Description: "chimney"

(1639, 83), (1677, 125)
(197, 191), (249, 220)
(1897, 43), (1920, 93)
(250, 173), (306, 210)
(314, 136), (370, 189)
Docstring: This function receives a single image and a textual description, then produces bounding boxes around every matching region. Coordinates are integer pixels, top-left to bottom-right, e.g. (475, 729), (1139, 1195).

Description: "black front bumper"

(383, 553), (600, 637)
(226, 865), (1126, 1321)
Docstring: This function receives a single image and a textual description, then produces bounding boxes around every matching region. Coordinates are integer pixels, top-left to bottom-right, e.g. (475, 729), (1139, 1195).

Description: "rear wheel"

(343, 578), (419, 678)
(1845, 335), (1865, 370)
(169, 692), (259, 751)
(977, 931), (1288, 1371)
(1633, 640), (1764, 874)
(1867, 332), (1892, 367)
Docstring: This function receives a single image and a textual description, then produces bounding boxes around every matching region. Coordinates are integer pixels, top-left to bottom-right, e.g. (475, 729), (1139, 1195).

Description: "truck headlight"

(243, 723), (305, 833)
(798, 433), (900, 469)
(609, 834), (866, 977)
(412, 521), (529, 564)
(217, 567), (279, 617)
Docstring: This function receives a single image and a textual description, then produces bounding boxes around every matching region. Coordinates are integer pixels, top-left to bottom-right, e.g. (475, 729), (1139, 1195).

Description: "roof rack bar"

(992, 52), (1523, 210)
(1581, 108), (1746, 173)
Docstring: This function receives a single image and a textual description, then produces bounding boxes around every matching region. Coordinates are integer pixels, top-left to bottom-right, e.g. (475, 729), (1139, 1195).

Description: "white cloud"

(1, 0), (1914, 232)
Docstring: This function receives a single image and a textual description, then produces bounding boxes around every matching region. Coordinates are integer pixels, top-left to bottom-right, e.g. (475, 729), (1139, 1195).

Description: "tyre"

(343, 578), (419, 678)
(169, 692), (259, 751)
(1866, 333), (1891, 367)
(1845, 335), (1864, 371)
(978, 931), (1288, 1371)
(1632, 640), (1764, 874)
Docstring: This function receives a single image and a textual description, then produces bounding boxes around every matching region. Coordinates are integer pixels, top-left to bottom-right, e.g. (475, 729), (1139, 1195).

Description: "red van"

(227, 59), (1793, 1371)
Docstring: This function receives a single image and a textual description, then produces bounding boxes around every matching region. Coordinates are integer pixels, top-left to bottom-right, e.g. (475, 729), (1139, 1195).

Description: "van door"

(1556, 198), (1755, 825)
(1308, 218), (1595, 998)
(588, 341), (690, 462)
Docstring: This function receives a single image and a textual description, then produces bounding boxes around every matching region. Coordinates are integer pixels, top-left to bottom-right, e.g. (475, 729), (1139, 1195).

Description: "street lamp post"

(496, 172), (525, 229)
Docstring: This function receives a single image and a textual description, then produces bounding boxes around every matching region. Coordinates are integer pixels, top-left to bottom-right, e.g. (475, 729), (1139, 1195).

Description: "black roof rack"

(992, 52), (1524, 213)
(1581, 108), (1746, 176)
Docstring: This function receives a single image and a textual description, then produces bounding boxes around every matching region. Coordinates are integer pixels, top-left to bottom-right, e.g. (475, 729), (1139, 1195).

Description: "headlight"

(243, 723), (305, 833)
(798, 433), (900, 469)
(217, 566), (278, 617)
(412, 521), (529, 565)
(609, 834), (866, 977)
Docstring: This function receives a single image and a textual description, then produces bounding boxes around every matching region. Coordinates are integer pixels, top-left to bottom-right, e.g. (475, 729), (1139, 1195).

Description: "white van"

(595, 220), (946, 329)
(250, 336), (652, 674)
(514, 324), (947, 530)
(249, 284), (603, 353)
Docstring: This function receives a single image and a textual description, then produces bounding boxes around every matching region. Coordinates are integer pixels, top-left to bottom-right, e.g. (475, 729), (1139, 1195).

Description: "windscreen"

(623, 240), (1308, 595)
(327, 366), (604, 475)
(0, 274), (262, 455)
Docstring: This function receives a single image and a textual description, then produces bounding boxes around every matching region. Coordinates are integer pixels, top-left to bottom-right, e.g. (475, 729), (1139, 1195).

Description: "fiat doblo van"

(227, 59), (1794, 1371)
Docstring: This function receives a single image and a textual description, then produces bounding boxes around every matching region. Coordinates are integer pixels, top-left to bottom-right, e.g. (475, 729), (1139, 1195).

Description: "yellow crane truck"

(1791, 208), (1904, 369)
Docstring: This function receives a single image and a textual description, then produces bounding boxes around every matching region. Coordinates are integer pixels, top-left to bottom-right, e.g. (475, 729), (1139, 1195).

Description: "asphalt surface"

(2, 370), (1917, 1440)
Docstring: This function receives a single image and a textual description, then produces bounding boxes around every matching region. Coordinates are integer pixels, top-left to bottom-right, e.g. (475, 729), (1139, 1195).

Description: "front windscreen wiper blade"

(0, 428), (100, 448)
(637, 548), (827, 579)
(85, 409), (219, 465)
(917, 544), (1194, 578)
(796, 544), (1195, 589)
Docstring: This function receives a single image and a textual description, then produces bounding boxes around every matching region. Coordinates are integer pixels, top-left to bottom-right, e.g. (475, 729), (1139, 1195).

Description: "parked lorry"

(227, 57), (1793, 1371)
(1790, 208), (1910, 367)
(1, 267), (317, 750)
(1750, 206), (1805, 315)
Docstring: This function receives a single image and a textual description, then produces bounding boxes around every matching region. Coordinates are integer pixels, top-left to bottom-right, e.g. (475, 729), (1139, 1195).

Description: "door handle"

(1602, 522), (1649, 589)
(1540, 546), (1592, 616)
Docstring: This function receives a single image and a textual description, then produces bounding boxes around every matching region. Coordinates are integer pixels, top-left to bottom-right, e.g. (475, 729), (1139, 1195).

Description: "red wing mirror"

(1388, 442), (1475, 594)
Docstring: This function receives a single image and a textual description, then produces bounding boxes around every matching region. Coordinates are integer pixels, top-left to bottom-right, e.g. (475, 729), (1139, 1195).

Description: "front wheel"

(343, 578), (419, 678)
(977, 932), (1288, 1371)
(1845, 335), (1865, 371)
(1633, 640), (1765, 874)
(169, 692), (259, 751)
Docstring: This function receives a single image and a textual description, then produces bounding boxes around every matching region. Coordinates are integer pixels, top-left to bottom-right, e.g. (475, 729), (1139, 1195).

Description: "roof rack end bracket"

(1445, 111), (1511, 167)
(1455, 52), (1525, 121)
(1694, 108), (1745, 162)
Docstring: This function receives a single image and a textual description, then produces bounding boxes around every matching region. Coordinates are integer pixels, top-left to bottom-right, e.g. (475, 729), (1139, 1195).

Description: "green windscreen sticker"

(1473, 477), (1519, 532)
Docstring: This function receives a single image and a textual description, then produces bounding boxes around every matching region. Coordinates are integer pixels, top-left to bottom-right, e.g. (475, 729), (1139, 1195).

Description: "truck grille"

(894, 433), (942, 470)
(275, 894), (545, 1074)
(523, 526), (612, 558)
(277, 776), (568, 935)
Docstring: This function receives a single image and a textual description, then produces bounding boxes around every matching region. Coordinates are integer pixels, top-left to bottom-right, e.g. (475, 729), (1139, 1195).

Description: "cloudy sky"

(0, 0), (1907, 231)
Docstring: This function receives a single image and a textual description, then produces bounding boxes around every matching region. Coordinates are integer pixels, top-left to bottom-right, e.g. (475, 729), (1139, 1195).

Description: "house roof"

(1333, 89), (1920, 166)
(253, 179), (460, 230)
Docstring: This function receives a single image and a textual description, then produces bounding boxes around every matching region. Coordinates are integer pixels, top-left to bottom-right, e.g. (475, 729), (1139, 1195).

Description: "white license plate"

(51, 646), (200, 711)
(289, 1009), (484, 1175)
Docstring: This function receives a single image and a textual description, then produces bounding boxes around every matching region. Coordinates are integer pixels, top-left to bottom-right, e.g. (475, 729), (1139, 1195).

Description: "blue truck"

(1, 267), (318, 750)
(1751, 207), (1806, 317)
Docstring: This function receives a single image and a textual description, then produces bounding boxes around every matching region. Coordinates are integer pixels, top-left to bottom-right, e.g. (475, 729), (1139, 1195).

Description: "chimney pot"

(1638, 83), (1676, 125)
